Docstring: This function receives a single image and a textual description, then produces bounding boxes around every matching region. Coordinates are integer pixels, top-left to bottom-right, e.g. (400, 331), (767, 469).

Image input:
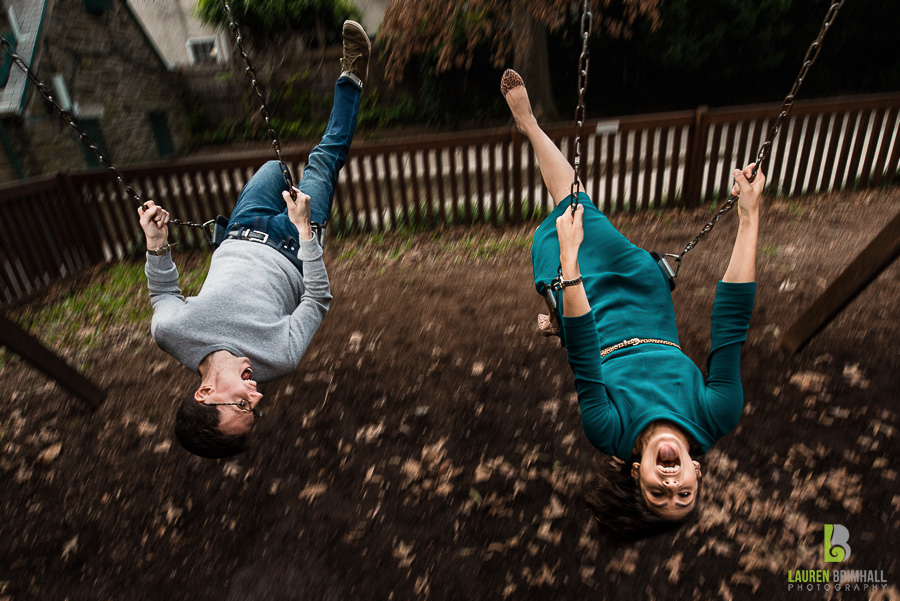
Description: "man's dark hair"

(174, 396), (248, 459)
(586, 456), (702, 543)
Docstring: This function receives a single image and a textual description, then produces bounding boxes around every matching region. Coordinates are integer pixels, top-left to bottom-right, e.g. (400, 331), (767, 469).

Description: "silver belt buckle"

(241, 230), (269, 244)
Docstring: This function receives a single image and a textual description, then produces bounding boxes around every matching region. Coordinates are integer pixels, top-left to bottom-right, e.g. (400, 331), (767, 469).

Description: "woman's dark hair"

(174, 396), (248, 459)
(586, 456), (702, 543)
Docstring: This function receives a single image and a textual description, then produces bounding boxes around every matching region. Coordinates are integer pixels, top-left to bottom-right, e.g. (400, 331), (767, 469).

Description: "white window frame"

(7, 7), (21, 40)
(50, 74), (72, 112)
(186, 36), (222, 65)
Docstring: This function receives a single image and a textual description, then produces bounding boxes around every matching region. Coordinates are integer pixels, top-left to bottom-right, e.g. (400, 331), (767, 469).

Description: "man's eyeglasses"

(203, 399), (263, 419)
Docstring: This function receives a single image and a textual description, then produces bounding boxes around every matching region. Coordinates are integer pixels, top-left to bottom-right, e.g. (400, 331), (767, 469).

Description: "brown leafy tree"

(379, 0), (661, 119)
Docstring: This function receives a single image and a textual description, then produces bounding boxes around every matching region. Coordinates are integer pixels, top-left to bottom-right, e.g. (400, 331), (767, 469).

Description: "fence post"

(511, 130), (522, 222)
(682, 105), (709, 208)
(56, 171), (104, 264)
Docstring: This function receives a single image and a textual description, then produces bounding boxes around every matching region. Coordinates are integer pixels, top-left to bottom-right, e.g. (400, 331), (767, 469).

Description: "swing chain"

(0, 37), (211, 233)
(220, 0), (295, 199)
(570, 0), (593, 213)
(673, 0), (844, 273)
(751, 0), (843, 180)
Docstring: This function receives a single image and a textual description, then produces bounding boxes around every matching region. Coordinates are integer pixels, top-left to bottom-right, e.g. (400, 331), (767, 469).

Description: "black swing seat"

(649, 251), (677, 291)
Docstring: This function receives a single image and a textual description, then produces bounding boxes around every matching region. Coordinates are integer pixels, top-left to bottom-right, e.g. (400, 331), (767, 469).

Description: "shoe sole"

(343, 20), (372, 53)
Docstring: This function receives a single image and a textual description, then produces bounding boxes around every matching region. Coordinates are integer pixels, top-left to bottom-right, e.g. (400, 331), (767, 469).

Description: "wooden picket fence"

(0, 91), (898, 304)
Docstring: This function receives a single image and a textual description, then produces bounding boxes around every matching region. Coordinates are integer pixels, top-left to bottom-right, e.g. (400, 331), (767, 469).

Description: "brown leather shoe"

(341, 20), (371, 85)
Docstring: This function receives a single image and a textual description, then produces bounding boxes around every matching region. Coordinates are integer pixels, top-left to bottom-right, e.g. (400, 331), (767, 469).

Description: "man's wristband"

(147, 242), (178, 256)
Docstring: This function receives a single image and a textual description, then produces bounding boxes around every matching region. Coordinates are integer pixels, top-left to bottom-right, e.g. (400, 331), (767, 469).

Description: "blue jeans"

(227, 77), (362, 245)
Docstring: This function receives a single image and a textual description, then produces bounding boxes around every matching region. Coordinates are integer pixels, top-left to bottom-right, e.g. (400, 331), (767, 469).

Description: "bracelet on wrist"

(559, 274), (583, 287)
(554, 266), (582, 288)
(147, 242), (178, 256)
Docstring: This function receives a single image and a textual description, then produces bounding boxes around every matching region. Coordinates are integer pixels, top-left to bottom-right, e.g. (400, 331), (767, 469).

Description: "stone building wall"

(9, 0), (191, 180)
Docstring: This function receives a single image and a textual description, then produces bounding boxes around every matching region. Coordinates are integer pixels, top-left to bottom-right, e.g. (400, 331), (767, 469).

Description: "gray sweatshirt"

(144, 238), (331, 382)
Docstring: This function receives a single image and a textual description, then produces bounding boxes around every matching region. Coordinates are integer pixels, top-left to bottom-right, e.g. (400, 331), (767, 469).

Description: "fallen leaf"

(61, 536), (78, 561)
(401, 459), (423, 483)
(788, 371), (828, 393)
(349, 331), (363, 352)
(393, 540), (415, 568)
(356, 422), (385, 444)
(299, 483), (327, 502)
(38, 443), (62, 463)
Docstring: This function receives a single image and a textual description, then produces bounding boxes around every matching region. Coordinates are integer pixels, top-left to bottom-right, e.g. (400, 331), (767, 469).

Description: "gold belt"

(600, 337), (681, 357)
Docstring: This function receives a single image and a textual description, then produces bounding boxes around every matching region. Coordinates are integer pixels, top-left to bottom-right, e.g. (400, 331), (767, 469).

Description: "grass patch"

(338, 247), (358, 262)
(15, 255), (212, 352)
(787, 200), (805, 217)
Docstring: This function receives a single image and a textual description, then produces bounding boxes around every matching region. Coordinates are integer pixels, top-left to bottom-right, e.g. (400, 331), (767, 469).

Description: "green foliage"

(196, 87), (425, 147)
(589, 0), (900, 114)
(194, 0), (361, 46)
(377, 0), (900, 124)
(356, 90), (422, 131)
(15, 257), (212, 352)
(338, 246), (358, 262)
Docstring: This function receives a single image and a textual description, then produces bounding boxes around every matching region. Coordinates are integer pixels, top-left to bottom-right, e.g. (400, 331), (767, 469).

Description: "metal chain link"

(569, 0), (593, 213)
(0, 37), (211, 234)
(220, 0), (295, 198)
(546, 0), (594, 294)
(674, 1), (844, 273)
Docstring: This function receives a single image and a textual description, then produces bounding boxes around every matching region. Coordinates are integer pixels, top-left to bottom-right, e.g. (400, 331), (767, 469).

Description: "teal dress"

(532, 193), (756, 459)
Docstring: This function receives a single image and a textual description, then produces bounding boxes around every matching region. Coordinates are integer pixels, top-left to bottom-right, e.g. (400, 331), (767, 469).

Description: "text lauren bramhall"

(787, 570), (889, 592)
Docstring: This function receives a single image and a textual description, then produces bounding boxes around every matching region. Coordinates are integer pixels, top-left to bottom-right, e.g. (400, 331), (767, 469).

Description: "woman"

(501, 69), (763, 540)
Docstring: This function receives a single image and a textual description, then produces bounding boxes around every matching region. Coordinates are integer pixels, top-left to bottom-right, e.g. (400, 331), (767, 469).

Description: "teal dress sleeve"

(562, 311), (622, 454)
(703, 281), (756, 434)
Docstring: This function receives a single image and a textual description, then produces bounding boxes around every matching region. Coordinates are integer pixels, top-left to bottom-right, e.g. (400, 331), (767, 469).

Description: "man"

(138, 21), (370, 459)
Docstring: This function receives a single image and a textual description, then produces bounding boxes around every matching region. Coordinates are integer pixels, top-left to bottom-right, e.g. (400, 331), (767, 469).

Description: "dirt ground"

(1, 188), (898, 601)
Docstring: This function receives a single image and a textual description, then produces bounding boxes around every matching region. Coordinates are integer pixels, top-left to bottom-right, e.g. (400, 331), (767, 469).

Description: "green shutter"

(0, 31), (17, 87)
(82, 0), (113, 15)
(148, 111), (174, 158)
(77, 118), (110, 168)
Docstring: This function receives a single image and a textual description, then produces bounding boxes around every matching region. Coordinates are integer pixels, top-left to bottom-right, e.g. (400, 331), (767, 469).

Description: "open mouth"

(241, 366), (256, 387)
(656, 442), (680, 474)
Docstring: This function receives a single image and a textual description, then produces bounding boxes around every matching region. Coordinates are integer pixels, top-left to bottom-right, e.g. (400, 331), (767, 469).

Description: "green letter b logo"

(824, 524), (851, 562)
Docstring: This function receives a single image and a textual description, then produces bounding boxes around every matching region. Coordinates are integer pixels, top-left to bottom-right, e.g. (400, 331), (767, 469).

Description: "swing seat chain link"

(569, 0), (593, 213)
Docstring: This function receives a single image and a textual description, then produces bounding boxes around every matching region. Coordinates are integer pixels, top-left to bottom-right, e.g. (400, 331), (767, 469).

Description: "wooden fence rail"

(0, 92), (898, 304)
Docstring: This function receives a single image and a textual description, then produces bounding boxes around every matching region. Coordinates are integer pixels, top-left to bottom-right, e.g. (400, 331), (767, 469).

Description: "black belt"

(227, 227), (300, 253)
(226, 227), (304, 272)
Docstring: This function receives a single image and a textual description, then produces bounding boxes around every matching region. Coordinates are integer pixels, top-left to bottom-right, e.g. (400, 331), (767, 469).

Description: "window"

(187, 38), (220, 65)
(82, 0), (113, 15)
(76, 118), (110, 168)
(148, 111), (174, 158)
